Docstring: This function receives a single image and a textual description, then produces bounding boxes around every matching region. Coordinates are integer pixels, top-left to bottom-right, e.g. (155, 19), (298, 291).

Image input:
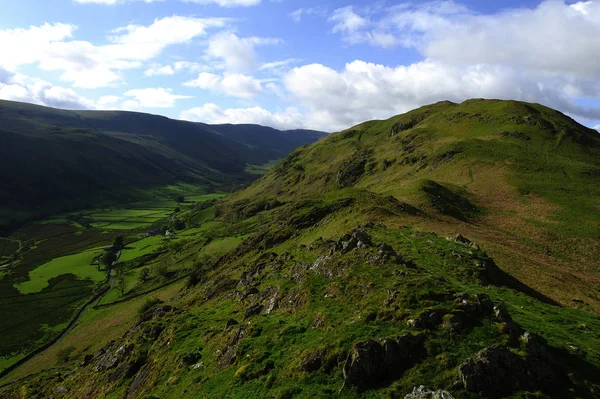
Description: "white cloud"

(0, 68), (95, 109)
(422, 1), (600, 78)
(594, 124), (600, 131)
(124, 87), (193, 108)
(180, 103), (305, 129)
(144, 64), (175, 76)
(184, 72), (262, 98)
(0, 16), (226, 88)
(329, 1), (600, 78)
(0, 23), (75, 71)
(206, 32), (281, 72)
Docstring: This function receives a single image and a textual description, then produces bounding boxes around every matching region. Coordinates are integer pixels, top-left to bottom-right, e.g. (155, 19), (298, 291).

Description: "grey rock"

(404, 386), (454, 399)
(94, 352), (119, 372)
(56, 386), (68, 395)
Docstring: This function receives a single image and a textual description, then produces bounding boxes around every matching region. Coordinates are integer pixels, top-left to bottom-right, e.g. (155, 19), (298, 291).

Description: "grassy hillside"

(0, 100), (325, 230)
(2, 99), (600, 398)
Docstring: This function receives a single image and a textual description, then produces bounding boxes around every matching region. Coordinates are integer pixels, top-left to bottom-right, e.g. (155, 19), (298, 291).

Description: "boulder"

(404, 386), (455, 399)
(343, 340), (385, 387)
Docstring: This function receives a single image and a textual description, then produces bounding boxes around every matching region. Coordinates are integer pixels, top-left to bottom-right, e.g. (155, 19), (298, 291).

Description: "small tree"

(112, 235), (124, 250)
(100, 251), (117, 270)
(175, 195), (185, 203)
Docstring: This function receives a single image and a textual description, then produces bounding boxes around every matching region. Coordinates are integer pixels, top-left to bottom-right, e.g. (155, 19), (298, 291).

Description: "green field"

(119, 235), (165, 262)
(14, 248), (106, 294)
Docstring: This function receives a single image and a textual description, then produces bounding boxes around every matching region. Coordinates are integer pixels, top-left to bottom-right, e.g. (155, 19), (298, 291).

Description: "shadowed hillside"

(0, 100), (325, 230)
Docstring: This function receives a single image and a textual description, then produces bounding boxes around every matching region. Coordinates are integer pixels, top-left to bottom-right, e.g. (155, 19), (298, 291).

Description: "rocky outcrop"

(447, 234), (481, 251)
(343, 333), (425, 388)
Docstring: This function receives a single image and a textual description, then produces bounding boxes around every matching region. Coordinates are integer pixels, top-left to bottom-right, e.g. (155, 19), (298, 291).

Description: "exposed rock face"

(343, 333), (425, 388)
(404, 386), (455, 399)
(339, 229), (372, 253)
(457, 346), (556, 397)
(94, 352), (119, 372)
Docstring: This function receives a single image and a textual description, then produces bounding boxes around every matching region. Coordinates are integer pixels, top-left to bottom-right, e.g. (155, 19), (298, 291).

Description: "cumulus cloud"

(329, 1), (600, 78)
(0, 68), (94, 109)
(0, 16), (226, 88)
(206, 32), (281, 72)
(183, 72), (262, 98)
(124, 87), (193, 108)
(180, 103), (305, 129)
(282, 60), (600, 131)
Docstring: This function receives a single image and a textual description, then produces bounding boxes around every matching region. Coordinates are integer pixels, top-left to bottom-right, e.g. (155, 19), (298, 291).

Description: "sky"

(1, 0), (600, 132)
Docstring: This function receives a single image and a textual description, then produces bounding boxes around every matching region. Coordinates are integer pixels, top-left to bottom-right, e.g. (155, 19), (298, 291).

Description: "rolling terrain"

(2, 99), (600, 398)
(0, 99), (326, 231)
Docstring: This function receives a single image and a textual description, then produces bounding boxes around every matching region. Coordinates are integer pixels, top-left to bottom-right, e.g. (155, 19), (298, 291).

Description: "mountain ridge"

(0, 99), (326, 230)
(1, 99), (600, 398)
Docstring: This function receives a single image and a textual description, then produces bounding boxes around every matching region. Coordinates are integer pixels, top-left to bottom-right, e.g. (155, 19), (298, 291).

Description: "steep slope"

(0, 100), (326, 229)
(228, 98), (600, 310)
(2, 99), (600, 398)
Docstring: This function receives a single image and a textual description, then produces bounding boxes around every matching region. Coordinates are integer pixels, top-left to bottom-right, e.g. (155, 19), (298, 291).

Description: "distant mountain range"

(0, 100), (326, 229)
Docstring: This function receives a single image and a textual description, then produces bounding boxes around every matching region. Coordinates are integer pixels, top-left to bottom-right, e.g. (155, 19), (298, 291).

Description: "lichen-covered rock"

(404, 386), (455, 399)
